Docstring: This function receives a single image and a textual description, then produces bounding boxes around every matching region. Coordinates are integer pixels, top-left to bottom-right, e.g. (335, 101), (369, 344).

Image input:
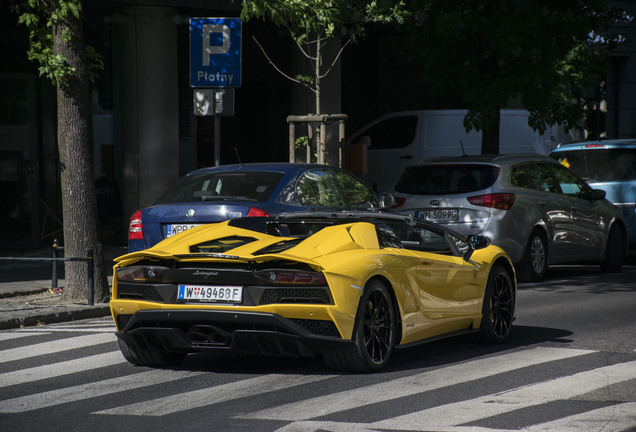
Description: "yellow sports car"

(110, 212), (516, 372)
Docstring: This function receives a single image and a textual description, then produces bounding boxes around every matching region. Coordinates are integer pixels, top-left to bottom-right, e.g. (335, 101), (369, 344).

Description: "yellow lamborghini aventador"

(110, 212), (516, 372)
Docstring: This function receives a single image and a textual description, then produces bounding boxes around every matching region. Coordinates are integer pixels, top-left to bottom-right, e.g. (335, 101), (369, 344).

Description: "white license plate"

(178, 285), (243, 303)
(416, 209), (459, 221)
(167, 224), (200, 237)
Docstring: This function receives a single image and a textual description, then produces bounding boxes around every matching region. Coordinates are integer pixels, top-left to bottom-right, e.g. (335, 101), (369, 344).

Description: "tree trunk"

(53, 10), (109, 303)
(481, 110), (501, 154)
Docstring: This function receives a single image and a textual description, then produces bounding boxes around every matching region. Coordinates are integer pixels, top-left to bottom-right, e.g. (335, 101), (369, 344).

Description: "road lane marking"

(371, 360), (636, 430)
(94, 373), (337, 416)
(0, 332), (51, 342)
(521, 402), (636, 432)
(0, 351), (125, 388)
(0, 333), (116, 363)
(0, 369), (203, 413)
(240, 347), (594, 421)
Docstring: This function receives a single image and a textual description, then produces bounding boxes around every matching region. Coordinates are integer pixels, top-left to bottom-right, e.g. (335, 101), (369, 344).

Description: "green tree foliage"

(241, 0), (408, 114)
(407, 0), (631, 153)
(11, 0), (109, 303)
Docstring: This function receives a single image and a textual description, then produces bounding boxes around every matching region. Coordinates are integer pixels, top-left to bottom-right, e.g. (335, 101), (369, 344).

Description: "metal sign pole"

(214, 114), (221, 166)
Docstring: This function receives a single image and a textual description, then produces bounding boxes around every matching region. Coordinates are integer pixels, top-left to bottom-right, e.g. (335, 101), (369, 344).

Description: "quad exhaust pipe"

(186, 325), (231, 346)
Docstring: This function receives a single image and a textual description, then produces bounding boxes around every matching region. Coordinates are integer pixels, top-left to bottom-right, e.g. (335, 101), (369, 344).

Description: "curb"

(0, 305), (112, 330)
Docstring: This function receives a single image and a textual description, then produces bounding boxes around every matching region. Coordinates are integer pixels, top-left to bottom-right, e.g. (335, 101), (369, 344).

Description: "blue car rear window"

(394, 164), (499, 195)
(551, 149), (636, 182)
(156, 171), (285, 204)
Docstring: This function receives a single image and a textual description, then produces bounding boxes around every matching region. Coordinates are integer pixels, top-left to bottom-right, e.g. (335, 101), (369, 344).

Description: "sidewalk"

(0, 246), (126, 330)
(0, 279), (113, 330)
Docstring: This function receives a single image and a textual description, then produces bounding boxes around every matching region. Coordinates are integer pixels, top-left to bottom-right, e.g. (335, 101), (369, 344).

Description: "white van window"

(352, 115), (417, 150)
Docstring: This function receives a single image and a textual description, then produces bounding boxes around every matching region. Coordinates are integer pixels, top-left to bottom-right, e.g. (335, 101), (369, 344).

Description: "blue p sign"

(190, 18), (241, 88)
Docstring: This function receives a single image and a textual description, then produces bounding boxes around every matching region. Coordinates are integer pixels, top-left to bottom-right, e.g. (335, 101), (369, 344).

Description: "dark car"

(387, 154), (627, 281)
(128, 163), (379, 252)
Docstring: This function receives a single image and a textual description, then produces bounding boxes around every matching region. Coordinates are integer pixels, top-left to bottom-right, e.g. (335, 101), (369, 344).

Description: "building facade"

(1, 0), (634, 250)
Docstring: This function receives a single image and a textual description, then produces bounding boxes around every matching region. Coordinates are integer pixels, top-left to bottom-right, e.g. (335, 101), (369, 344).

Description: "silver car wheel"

(529, 236), (546, 274)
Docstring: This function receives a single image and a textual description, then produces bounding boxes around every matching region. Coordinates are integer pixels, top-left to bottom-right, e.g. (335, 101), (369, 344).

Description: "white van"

(346, 109), (559, 193)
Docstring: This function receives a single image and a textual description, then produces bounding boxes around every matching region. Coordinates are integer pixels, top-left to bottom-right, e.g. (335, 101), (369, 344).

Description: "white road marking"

(95, 373), (337, 416)
(0, 333), (116, 363)
(0, 332), (51, 342)
(371, 360), (636, 430)
(0, 351), (125, 388)
(273, 402), (636, 432)
(0, 369), (203, 413)
(240, 347), (594, 421)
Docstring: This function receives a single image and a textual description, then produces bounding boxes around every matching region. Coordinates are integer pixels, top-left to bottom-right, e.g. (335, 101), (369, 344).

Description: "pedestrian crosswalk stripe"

(240, 346), (594, 421)
(518, 402), (636, 432)
(370, 360), (636, 430)
(4, 326), (116, 333)
(0, 351), (125, 388)
(0, 369), (203, 413)
(95, 373), (337, 416)
(0, 333), (116, 364)
(0, 332), (51, 342)
(272, 402), (636, 432)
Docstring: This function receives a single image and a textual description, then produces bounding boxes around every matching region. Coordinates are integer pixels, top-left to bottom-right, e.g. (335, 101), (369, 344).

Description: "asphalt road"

(1, 265), (635, 432)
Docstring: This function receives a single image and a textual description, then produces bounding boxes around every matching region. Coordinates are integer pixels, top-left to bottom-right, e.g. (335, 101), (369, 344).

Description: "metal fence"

(0, 239), (95, 305)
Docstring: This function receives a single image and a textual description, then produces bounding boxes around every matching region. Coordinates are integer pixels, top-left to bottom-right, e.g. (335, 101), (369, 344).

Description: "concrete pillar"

(115, 6), (179, 222)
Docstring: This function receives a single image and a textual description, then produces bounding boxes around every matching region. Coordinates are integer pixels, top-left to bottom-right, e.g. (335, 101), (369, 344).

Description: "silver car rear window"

(551, 149), (636, 182)
(394, 164), (499, 195)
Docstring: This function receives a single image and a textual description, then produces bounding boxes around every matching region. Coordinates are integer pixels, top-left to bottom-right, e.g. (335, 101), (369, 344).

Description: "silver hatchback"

(388, 154), (627, 281)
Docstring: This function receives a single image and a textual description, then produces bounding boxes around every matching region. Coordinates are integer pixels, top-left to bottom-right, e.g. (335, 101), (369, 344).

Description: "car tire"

(600, 226), (625, 273)
(117, 338), (186, 367)
(519, 229), (548, 282)
(479, 264), (515, 343)
(323, 279), (396, 373)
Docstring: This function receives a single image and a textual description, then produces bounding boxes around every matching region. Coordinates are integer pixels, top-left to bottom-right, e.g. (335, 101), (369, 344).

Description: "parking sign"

(190, 18), (241, 88)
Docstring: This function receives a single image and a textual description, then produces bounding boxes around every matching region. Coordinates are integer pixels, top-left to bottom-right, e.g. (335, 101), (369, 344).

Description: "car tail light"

(467, 193), (515, 210)
(247, 207), (270, 217)
(254, 269), (327, 285)
(129, 210), (144, 240)
(392, 197), (406, 208)
(116, 265), (167, 281)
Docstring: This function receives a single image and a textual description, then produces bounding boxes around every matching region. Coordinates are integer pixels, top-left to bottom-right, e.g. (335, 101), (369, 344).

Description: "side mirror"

(590, 189), (606, 201)
(464, 235), (491, 261)
(379, 193), (395, 209)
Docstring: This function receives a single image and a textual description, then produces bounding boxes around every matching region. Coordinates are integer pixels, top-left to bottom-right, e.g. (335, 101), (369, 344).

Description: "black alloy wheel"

(479, 265), (515, 343)
(323, 279), (396, 372)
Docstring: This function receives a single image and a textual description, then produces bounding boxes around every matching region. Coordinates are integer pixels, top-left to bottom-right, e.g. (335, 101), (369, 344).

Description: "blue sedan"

(128, 163), (379, 252)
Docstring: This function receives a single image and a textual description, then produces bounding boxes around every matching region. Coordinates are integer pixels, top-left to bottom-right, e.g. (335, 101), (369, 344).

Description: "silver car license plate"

(416, 209), (459, 221)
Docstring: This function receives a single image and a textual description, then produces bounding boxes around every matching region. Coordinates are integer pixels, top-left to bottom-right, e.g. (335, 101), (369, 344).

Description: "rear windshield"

(155, 171), (284, 204)
(394, 164), (499, 195)
(551, 149), (636, 182)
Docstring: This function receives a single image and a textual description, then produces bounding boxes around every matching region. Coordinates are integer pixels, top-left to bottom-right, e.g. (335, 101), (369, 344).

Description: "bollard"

(87, 250), (94, 306)
(52, 239), (59, 289)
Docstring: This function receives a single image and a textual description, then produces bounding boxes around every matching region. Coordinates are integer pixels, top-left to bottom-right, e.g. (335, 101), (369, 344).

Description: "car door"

(398, 224), (482, 337)
(549, 163), (606, 259)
